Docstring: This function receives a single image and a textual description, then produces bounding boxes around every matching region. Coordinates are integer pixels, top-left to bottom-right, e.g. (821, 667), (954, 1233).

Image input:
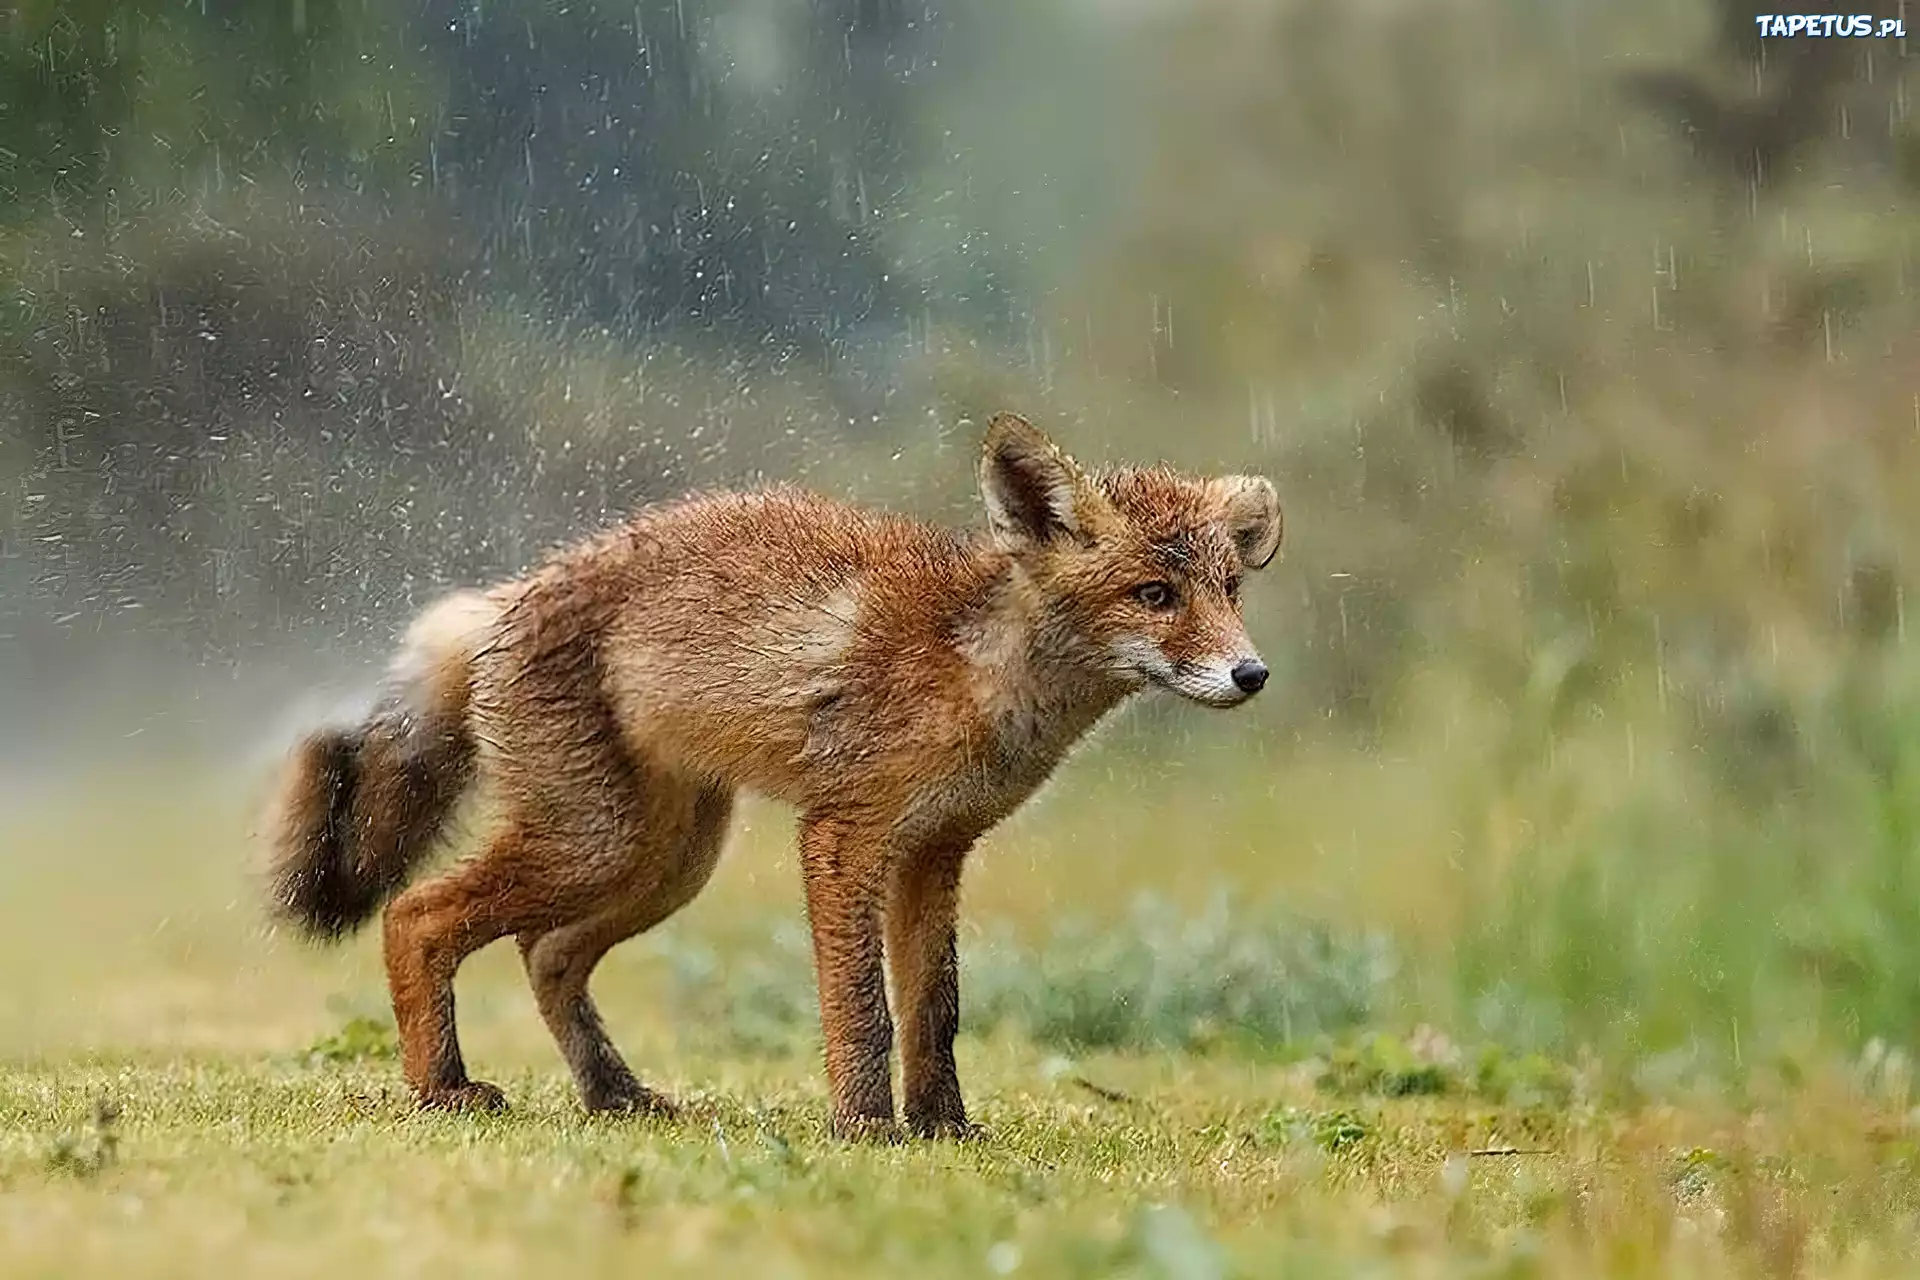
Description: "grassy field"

(6, 739), (1920, 1279)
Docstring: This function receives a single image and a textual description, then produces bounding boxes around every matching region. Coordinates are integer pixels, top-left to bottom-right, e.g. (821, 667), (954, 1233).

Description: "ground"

(4, 763), (1919, 1278)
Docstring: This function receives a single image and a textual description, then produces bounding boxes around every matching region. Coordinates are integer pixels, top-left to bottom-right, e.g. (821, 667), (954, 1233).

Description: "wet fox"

(265, 413), (1282, 1141)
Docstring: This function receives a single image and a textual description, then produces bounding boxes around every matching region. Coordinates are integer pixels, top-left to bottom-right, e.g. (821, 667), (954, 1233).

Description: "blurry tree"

(5, 0), (1920, 777)
(0, 0), (431, 222)
(0, 0), (971, 668)
(1627, 0), (1912, 199)
(1050, 0), (1920, 756)
(412, 0), (937, 395)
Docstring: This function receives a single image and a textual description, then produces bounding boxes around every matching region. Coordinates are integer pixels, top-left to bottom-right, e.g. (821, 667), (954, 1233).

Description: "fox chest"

(888, 706), (1102, 852)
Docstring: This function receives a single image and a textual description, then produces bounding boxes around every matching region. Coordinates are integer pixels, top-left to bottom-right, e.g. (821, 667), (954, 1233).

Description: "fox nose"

(1230, 659), (1269, 695)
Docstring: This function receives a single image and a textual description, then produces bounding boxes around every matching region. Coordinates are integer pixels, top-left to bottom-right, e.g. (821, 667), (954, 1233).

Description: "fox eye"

(1132, 581), (1178, 611)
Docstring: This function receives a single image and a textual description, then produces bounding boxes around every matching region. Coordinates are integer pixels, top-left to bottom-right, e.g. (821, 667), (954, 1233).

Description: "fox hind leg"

(382, 851), (528, 1111)
(518, 912), (665, 1116)
(516, 779), (733, 1116)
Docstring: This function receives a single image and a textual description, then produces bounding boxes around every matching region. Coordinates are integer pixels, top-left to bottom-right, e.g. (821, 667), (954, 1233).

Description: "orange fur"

(263, 413), (1283, 1139)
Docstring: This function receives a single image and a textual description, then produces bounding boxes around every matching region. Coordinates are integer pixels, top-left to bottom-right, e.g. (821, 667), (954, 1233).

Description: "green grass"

(10, 1043), (1920, 1277)
(8, 744), (1920, 1277)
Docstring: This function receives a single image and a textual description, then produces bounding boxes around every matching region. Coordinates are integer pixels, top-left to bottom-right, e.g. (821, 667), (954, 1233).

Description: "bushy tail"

(264, 591), (499, 941)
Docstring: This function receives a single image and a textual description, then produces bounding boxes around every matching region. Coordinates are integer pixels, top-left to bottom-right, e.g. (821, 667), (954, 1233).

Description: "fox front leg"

(886, 844), (976, 1139)
(799, 815), (900, 1142)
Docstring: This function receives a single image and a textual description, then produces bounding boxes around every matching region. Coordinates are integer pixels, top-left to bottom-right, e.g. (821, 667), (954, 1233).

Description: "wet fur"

(262, 413), (1282, 1138)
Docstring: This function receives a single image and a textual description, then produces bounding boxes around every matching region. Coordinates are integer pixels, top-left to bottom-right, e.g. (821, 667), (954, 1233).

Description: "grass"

(10, 1043), (1920, 1277)
(8, 736), (1920, 1277)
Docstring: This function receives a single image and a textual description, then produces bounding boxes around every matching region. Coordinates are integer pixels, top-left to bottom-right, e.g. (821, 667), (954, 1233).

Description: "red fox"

(264, 413), (1281, 1141)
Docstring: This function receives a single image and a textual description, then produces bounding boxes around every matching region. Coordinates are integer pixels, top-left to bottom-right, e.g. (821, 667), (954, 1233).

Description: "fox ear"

(1213, 475), (1283, 569)
(979, 412), (1099, 552)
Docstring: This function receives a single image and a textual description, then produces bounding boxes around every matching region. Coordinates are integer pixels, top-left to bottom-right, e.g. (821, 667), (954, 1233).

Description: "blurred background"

(5, 0), (1920, 1088)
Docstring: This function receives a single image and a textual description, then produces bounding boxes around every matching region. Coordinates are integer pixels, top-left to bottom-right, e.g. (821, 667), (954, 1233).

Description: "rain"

(6, 0), (1920, 1273)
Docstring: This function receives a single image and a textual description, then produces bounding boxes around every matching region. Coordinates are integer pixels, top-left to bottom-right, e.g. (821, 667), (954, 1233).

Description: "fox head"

(979, 412), (1282, 708)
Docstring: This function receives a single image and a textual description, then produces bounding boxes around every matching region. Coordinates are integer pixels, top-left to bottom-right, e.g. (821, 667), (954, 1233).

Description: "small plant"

(1671, 1145), (1726, 1203)
(1317, 1032), (1453, 1098)
(46, 1097), (120, 1179)
(1257, 1105), (1373, 1154)
(1312, 1030), (1576, 1105)
(306, 1015), (400, 1065)
(1315, 1110), (1372, 1154)
(605, 1163), (653, 1232)
(1471, 1043), (1576, 1107)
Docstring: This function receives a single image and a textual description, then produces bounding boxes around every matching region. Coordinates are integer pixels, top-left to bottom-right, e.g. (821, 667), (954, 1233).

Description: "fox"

(263, 412), (1282, 1142)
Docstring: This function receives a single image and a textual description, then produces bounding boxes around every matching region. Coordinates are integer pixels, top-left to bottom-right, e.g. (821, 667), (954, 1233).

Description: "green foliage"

(651, 920), (821, 1057)
(1470, 1044), (1578, 1110)
(648, 893), (1394, 1059)
(1449, 655), (1920, 1073)
(964, 892), (1395, 1055)
(43, 1098), (120, 1179)
(304, 1014), (398, 1066)
(1316, 1034), (1451, 1099)
(1256, 1105), (1372, 1155)
(0, 1), (430, 222)
(1310, 1032), (1575, 1107)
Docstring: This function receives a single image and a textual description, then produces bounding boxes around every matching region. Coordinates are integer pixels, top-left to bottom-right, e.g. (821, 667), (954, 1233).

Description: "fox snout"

(1180, 653), (1268, 708)
(1134, 644), (1270, 708)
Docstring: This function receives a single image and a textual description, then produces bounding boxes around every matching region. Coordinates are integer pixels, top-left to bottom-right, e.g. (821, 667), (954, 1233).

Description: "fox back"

(465, 413), (1283, 838)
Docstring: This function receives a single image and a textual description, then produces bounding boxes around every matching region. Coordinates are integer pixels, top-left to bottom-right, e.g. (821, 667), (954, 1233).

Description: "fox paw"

(909, 1115), (988, 1143)
(418, 1081), (509, 1114)
(584, 1084), (678, 1119)
(831, 1114), (904, 1145)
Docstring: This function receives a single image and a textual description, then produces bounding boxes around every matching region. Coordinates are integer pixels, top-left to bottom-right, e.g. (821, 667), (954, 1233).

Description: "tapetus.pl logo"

(1754, 13), (1908, 37)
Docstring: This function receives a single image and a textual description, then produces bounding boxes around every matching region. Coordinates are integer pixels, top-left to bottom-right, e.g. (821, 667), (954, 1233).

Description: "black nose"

(1230, 659), (1269, 694)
